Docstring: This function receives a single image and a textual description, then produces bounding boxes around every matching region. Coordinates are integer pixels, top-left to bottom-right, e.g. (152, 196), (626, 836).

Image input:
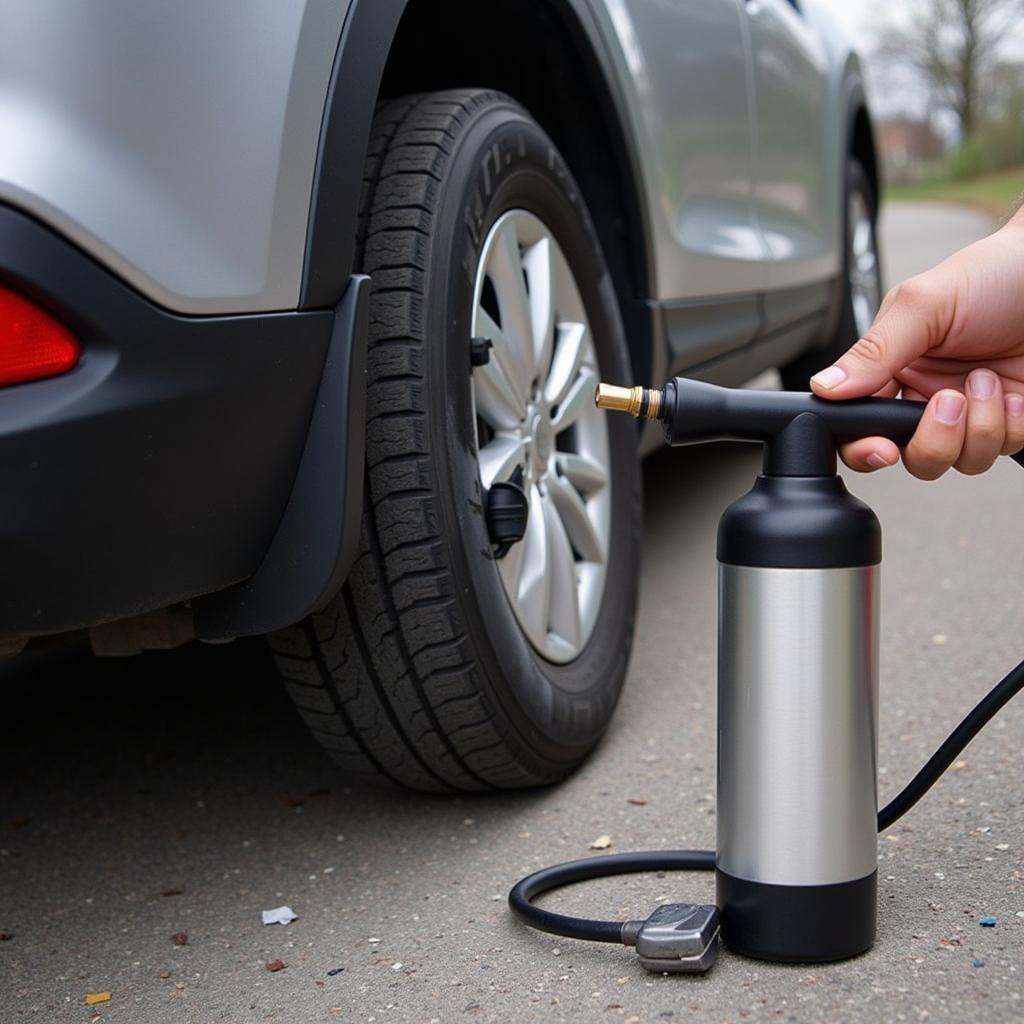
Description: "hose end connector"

(594, 383), (664, 420)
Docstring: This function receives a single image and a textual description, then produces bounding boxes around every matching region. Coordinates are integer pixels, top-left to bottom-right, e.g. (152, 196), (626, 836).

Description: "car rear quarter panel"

(0, 0), (349, 313)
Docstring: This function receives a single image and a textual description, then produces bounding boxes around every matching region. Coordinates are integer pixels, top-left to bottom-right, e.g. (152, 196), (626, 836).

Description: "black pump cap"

(718, 474), (881, 568)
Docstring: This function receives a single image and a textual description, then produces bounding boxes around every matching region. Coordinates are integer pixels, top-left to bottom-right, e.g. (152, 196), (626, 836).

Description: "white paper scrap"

(261, 906), (298, 926)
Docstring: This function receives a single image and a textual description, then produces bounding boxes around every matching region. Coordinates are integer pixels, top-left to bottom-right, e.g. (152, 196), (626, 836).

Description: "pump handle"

(596, 377), (923, 447)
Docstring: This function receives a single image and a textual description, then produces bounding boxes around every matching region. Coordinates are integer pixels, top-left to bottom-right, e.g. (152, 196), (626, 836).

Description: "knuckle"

(969, 420), (1004, 446)
(912, 437), (956, 465)
(849, 333), (886, 364)
(955, 456), (991, 476)
(1004, 422), (1024, 449)
(893, 277), (933, 308)
(903, 443), (950, 479)
(905, 457), (945, 481)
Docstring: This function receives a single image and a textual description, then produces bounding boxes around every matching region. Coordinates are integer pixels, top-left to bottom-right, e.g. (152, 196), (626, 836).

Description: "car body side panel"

(752, 0), (860, 291)
(586, 0), (771, 301)
(0, 0), (349, 314)
(745, 0), (832, 287)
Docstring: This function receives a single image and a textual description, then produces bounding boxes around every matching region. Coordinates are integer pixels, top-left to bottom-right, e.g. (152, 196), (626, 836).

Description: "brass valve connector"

(594, 382), (664, 420)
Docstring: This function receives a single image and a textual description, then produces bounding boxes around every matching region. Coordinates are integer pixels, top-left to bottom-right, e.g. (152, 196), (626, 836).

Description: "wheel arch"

(844, 80), (880, 213)
(300, 0), (656, 383)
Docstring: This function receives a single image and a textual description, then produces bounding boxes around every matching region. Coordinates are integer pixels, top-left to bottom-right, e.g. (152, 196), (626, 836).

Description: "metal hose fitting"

(594, 383), (664, 420)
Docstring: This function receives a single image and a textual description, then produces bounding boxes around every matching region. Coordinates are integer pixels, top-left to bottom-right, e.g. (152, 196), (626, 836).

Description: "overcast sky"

(815, 0), (874, 53)
(814, 0), (1024, 127)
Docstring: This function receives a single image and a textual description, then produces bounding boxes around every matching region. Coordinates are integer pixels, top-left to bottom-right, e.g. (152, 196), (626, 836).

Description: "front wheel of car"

(270, 90), (641, 791)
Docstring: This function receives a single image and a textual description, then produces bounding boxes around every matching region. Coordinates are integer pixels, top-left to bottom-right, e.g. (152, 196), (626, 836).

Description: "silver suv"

(0, 0), (880, 790)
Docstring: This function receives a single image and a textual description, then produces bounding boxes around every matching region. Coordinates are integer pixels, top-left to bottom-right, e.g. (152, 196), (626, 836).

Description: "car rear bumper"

(0, 204), (352, 641)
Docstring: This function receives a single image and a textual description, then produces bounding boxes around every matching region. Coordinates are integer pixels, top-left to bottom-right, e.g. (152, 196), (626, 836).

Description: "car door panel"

(589, 0), (770, 307)
(745, 0), (837, 289)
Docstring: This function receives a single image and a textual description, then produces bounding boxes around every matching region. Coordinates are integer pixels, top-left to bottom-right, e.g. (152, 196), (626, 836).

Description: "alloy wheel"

(470, 210), (612, 664)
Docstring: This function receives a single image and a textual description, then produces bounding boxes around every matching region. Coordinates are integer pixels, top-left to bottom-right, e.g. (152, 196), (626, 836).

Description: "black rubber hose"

(877, 653), (1024, 830)
(508, 850), (716, 943)
(510, 654), (1024, 944)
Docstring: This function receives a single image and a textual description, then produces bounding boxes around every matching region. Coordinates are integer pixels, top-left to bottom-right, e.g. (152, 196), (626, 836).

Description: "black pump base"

(716, 869), (876, 963)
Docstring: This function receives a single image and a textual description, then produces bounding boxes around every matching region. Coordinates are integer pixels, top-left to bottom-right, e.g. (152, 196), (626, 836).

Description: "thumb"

(809, 279), (945, 399)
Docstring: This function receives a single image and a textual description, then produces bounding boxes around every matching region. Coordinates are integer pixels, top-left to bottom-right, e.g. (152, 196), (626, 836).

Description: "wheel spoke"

(544, 321), (587, 407)
(551, 365), (598, 433)
(852, 217), (872, 258)
(475, 306), (528, 412)
(488, 219), (534, 384)
(543, 496), (582, 651)
(477, 434), (526, 490)
(473, 362), (524, 430)
(515, 484), (551, 639)
(547, 472), (605, 564)
(857, 248), (877, 276)
(555, 451), (608, 495)
(498, 520), (526, 600)
(522, 236), (555, 382)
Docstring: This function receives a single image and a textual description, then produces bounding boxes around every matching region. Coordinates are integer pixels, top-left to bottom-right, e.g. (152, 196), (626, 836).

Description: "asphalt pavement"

(3, 201), (1022, 1024)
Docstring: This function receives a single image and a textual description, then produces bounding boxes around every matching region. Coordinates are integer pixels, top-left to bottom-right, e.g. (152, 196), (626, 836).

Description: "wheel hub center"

(526, 407), (553, 470)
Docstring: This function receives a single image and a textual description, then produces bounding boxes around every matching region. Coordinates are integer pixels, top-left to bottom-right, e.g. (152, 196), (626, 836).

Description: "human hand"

(809, 212), (1024, 478)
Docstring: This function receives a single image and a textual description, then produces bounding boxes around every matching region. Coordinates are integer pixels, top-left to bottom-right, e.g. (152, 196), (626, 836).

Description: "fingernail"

(866, 452), (893, 469)
(935, 392), (966, 425)
(811, 365), (847, 390)
(1006, 393), (1024, 418)
(969, 370), (998, 399)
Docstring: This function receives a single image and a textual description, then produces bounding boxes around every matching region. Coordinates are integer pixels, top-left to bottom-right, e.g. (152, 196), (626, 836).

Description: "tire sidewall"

(424, 98), (640, 767)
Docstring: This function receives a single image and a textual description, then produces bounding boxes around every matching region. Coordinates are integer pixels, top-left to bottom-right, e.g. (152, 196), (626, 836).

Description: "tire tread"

(272, 91), (541, 791)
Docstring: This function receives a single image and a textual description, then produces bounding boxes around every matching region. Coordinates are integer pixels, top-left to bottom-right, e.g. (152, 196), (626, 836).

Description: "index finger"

(810, 277), (952, 399)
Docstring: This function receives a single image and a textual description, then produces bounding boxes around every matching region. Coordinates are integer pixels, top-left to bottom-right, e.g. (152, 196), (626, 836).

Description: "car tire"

(779, 158), (881, 391)
(270, 90), (641, 792)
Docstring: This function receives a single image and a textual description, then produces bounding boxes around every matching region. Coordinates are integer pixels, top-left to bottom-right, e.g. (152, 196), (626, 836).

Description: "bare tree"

(874, 0), (1024, 137)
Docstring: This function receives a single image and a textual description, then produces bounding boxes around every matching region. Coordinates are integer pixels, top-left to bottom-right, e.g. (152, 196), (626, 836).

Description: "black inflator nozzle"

(596, 377), (928, 476)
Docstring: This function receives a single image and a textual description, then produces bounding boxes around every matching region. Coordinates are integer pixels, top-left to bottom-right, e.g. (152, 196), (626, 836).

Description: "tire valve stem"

(594, 383), (665, 421)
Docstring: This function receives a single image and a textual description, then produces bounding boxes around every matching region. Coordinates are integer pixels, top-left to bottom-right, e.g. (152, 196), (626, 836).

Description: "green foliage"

(886, 165), (1024, 218)
(943, 89), (1024, 180)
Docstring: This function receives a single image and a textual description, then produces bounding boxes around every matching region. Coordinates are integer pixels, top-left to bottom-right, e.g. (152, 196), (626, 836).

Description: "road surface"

(3, 202), (1022, 1024)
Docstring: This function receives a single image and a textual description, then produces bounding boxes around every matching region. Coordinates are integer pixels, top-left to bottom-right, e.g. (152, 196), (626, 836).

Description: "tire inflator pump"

(509, 377), (1024, 972)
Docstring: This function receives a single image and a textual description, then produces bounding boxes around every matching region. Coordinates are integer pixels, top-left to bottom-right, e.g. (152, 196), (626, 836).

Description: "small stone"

(170, 932), (188, 946)
(265, 959), (287, 973)
(973, 958), (986, 968)
(391, 962), (403, 971)
(589, 835), (612, 850)
(995, 844), (1010, 851)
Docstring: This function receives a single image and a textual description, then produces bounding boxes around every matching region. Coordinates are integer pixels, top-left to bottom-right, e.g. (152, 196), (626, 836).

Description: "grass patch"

(885, 166), (1024, 219)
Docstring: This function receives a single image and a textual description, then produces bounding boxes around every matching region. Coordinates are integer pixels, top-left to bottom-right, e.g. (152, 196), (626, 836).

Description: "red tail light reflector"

(0, 286), (80, 388)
